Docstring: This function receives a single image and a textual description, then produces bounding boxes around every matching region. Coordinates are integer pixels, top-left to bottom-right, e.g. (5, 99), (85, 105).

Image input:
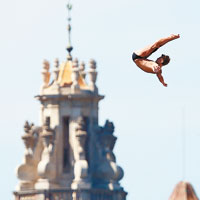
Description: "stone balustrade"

(14, 189), (127, 200)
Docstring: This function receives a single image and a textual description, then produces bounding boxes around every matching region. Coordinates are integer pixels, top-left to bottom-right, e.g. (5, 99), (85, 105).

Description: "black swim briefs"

(132, 52), (143, 61)
(132, 48), (158, 61)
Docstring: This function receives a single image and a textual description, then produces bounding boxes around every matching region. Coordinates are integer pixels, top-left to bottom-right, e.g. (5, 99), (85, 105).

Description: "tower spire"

(66, 0), (73, 60)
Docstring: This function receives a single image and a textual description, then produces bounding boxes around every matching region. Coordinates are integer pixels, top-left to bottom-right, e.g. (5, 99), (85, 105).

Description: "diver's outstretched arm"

(135, 34), (180, 58)
(156, 71), (167, 87)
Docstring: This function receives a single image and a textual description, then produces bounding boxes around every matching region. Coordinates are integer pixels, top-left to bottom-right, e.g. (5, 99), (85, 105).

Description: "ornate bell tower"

(14, 2), (127, 200)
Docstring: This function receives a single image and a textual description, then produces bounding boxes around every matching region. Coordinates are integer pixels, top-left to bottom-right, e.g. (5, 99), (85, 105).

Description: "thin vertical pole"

(182, 107), (186, 181)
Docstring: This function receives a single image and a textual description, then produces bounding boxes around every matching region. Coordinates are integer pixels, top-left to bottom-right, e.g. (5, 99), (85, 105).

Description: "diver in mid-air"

(132, 34), (180, 87)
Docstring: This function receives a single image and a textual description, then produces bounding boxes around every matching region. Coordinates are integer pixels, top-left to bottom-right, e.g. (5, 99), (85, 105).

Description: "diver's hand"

(153, 65), (161, 73)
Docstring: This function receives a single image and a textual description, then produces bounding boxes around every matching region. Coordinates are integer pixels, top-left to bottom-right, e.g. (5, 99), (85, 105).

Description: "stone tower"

(14, 2), (127, 200)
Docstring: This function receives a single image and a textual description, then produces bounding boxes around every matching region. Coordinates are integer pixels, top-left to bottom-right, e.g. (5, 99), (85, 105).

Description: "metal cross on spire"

(66, 0), (73, 60)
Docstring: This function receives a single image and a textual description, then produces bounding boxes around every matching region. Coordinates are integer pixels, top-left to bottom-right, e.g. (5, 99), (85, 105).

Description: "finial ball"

(67, 3), (72, 10)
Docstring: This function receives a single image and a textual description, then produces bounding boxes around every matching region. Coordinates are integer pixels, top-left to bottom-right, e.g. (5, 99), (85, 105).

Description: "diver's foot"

(171, 34), (180, 39)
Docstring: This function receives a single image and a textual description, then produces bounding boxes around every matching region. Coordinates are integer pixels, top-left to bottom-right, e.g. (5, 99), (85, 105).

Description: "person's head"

(156, 54), (170, 66)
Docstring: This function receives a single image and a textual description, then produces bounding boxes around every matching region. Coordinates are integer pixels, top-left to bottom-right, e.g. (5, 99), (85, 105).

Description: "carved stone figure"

(94, 120), (124, 190)
(72, 117), (90, 190)
(35, 118), (56, 189)
(16, 121), (38, 191)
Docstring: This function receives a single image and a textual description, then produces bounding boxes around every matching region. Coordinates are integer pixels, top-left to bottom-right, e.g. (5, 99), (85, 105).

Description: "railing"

(14, 189), (127, 200)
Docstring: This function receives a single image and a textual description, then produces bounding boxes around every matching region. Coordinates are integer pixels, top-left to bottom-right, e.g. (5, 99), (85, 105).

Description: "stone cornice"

(35, 93), (104, 103)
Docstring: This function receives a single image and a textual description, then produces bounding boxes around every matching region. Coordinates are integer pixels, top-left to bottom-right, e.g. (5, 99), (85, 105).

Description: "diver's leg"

(135, 34), (180, 58)
(153, 34), (180, 48)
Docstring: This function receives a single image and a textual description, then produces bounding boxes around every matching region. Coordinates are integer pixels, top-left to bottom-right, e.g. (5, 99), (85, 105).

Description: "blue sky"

(1, 0), (200, 199)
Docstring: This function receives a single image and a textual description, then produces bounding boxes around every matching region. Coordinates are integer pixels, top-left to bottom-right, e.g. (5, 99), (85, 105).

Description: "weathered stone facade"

(14, 57), (127, 199)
